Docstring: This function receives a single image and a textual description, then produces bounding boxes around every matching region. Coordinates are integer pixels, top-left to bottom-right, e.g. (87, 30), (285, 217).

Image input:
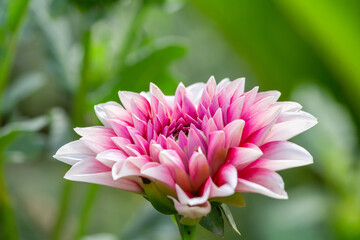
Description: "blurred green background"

(1, 0), (359, 239)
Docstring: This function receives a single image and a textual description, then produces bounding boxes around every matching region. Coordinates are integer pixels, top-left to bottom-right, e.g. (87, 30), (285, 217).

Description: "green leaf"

(0, 116), (48, 153)
(30, 0), (80, 93)
(141, 178), (177, 215)
(0, 0), (30, 95)
(91, 38), (186, 103)
(211, 192), (246, 207)
(273, 0), (360, 117)
(220, 204), (241, 236)
(1, 72), (46, 115)
(199, 203), (224, 237)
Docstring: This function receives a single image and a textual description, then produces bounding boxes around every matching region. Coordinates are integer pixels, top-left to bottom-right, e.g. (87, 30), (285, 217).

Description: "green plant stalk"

(0, 0), (30, 124)
(116, 0), (150, 70)
(0, 152), (19, 240)
(51, 27), (93, 240)
(174, 215), (197, 240)
(72, 27), (102, 240)
(51, 28), (91, 240)
(0, 1), (30, 238)
(74, 184), (99, 240)
(51, 180), (72, 240)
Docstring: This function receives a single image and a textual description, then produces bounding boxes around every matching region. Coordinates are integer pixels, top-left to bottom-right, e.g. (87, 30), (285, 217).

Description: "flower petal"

(169, 197), (211, 219)
(226, 143), (263, 170)
(210, 164), (238, 198)
(65, 159), (143, 193)
(189, 150), (210, 191)
(54, 140), (94, 165)
(224, 119), (245, 148)
(236, 168), (288, 199)
(264, 111), (318, 143)
(257, 141), (313, 171)
(96, 149), (128, 168)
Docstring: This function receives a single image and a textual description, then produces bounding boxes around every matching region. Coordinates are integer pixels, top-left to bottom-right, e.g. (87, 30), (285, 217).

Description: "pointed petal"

(65, 159), (142, 193)
(264, 111), (318, 143)
(169, 197), (211, 219)
(141, 162), (175, 188)
(189, 150), (210, 191)
(207, 131), (227, 173)
(257, 141), (313, 171)
(96, 149), (128, 168)
(175, 182), (211, 206)
(236, 168), (288, 199)
(227, 143), (263, 170)
(224, 119), (245, 148)
(186, 82), (207, 107)
(54, 140), (94, 165)
(210, 164), (238, 198)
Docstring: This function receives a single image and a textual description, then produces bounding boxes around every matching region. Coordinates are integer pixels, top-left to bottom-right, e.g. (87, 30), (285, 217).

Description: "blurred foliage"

(0, 0), (359, 239)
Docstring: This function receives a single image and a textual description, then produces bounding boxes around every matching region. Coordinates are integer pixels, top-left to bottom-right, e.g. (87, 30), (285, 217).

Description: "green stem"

(0, 0), (30, 124)
(74, 184), (99, 240)
(51, 24), (93, 240)
(0, 152), (19, 240)
(51, 180), (72, 240)
(117, 0), (149, 70)
(174, 215), (197, 240)
(72, 28), (91, 126)
(0, 2), (30, 238)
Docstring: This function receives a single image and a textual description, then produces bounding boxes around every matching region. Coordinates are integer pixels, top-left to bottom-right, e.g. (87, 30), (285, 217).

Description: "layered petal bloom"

(54, 77), (317, 219)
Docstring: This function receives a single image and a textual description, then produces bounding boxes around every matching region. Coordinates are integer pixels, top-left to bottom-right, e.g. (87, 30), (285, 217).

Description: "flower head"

(54, 76), (317, 220)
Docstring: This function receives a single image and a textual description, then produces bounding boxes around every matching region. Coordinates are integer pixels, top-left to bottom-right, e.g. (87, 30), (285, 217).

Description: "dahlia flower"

(54, 77), (317, 238)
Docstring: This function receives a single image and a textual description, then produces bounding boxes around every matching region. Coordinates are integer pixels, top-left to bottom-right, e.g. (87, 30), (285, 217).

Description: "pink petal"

(227, 96), (244, 123)
(254, 90), (281, 103)
(210, 164), (238, 198)
(102, 102), (133, 124)
(81, 135), (117, 154)
(159, 149), (186, 172)
(271, 101), (302, 112)
(242, 106), (282, 140)
(113, 156), (151, 180)
(224, 119), (245, 148)
(65, 159), (143, 193)
(96, 149), (128, 168)
(227, 78), (245, 101)
(74, 126), (115, 137)
(189, 150), (210, 191)
(185, 82), (207, 107)
(257, 141), (313, 171)
(241, 86), (259, 116)
(207, 130), (227, 173)
(236, 168), (288, 199)
(264, 111), (318, 143)
(226, 143), (263, 170)
(118, 91), (150, 116)
(54, 140), (94, 165)
(107, 119), (132, 139)
(175, 182), (211, 206)
(187, 128), (205, 157)
(149, 142), (162, 162)
(169, 197), (211, 219)
(159, 150), (192, 191)
(212, 108), (224, 130)
(141, 162), (175, 188)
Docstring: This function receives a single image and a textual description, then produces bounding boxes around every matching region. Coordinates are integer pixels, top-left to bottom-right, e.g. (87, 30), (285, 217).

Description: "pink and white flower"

(54, 77), (317, 219)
